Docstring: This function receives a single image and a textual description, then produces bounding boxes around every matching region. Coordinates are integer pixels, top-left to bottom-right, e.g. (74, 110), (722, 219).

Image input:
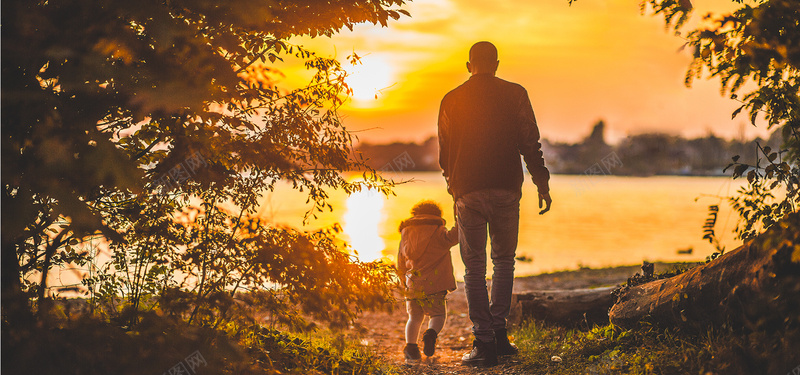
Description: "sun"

(344, 55), (394, 104)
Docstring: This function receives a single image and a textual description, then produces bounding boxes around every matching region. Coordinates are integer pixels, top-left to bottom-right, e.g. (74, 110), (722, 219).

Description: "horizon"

(353, 121), (779, 147)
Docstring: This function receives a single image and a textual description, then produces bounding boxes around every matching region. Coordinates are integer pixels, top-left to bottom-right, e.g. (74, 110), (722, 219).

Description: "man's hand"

(538, 192), (552, 215)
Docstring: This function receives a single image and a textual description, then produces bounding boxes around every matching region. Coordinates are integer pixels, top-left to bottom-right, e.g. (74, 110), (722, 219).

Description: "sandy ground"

(354, 263), (686, 375)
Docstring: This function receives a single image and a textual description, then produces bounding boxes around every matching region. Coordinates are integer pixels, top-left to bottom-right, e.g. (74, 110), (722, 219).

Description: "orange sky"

(280, 0), (768, 144)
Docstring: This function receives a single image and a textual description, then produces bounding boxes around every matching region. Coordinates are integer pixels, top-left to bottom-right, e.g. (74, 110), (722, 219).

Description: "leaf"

(731, 106), (744, 119)
(733, 164), (748, 178)
(768, 152), (778, 162)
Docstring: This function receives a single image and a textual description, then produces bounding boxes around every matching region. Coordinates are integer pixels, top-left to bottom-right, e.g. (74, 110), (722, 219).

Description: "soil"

(354, 263), (689, 375)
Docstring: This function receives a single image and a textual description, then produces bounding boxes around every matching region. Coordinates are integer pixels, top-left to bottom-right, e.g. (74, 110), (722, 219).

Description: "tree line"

(356, 120), (784, 176)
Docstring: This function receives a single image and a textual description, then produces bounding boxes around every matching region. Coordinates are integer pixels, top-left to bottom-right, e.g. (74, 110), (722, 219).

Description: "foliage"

(2, 0), (408, 342)
(643, 0), (800, 240)
(2, 1), (411, 372)
(616, 261), (693, 293)
(248, 328), (394, 374)
(515, 320), (800, 375)
(701, 204), (727, 260)
(725, 144), (797, 240)
(3, 309), (395, 375)
(77, 184), (398, 329)
(3, 312), (246, 375)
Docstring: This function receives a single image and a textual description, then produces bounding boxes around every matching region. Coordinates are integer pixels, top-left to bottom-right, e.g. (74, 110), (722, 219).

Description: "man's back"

(438, 74), (549, 199)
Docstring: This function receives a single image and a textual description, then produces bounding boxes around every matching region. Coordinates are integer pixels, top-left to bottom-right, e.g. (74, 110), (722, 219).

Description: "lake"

(258, 173), (747, 279)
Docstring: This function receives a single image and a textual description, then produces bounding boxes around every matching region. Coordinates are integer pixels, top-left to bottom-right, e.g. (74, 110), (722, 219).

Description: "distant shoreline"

(355, 123), (782, 177)
(364, 169), (733, 177)
(508, 262), (699, 291)
(346, 168), (733, 177)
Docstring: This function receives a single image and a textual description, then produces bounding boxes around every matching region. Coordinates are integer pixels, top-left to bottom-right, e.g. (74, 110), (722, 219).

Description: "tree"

(2, 0), (409, 325)
(643, 0), (800, 239)
(601, 4), (800, 368)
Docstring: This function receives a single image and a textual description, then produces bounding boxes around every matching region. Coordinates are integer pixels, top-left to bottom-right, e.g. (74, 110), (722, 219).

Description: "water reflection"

(343, 188), (386, 262)
(260, 173), (742, 277)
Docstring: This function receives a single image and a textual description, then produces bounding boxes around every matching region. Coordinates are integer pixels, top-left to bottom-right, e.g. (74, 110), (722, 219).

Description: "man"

(438, 41), (552, 367)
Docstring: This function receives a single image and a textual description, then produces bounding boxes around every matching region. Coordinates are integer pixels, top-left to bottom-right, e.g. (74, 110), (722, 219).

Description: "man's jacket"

(438, 73), (550, 198)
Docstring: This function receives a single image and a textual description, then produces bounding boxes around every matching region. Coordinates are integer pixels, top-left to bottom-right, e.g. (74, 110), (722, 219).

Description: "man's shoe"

(403, 343), (421, 364)
(495, 328), (519, 356)
(422, 328), (438, 357)
(461, 339), (498, 367)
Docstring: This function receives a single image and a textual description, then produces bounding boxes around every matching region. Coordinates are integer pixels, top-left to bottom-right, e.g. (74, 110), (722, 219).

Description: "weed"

(513, 320), (799, 375)
(249, 327), (394, 374)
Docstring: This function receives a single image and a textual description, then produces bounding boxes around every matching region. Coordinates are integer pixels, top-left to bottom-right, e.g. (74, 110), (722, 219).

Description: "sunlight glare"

(343, 188), (386, 262)
(345, 55), (394, 104)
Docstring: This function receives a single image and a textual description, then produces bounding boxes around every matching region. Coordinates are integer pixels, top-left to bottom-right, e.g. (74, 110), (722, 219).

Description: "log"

(509, 286), (618, 327)
(609, 213), (800, 330)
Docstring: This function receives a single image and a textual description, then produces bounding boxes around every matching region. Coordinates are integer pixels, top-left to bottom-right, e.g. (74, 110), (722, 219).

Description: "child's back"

(396, 201), (458, 363)
(397, 213), (458, 296)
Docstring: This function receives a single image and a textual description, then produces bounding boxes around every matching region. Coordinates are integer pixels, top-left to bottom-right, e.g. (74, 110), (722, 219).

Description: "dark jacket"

(438, 73), (550, 198)
(396, 214), (458, 295)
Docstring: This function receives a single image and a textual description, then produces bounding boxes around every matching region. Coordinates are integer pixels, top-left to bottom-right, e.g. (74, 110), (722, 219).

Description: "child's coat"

(397, 214), (458, 295)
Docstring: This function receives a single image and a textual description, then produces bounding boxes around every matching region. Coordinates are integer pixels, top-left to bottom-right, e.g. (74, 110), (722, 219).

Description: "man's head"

(467, 41), (499, 75)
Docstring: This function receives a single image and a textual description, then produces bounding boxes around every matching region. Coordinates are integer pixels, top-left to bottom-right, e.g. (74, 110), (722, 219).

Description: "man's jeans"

(456, 188), (521, 343)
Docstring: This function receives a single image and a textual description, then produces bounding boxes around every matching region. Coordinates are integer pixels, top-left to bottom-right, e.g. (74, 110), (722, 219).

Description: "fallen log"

(609, 213), (800, 330)
(509, 286), (618, 327)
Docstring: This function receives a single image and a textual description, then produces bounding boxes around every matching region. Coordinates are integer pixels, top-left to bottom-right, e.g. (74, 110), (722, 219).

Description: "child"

(396, 200), (459, 364)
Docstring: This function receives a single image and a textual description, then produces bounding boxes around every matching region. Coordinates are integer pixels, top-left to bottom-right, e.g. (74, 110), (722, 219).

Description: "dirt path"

(355, 264), (663, 374)
(357, 286), (527, 375)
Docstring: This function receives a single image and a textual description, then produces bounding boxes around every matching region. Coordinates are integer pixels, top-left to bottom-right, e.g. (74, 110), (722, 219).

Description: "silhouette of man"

(438, 41), (552, 367)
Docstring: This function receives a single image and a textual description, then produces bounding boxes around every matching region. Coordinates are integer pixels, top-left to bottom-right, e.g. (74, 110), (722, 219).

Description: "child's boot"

(403, 343), (421, 364)
(422, 328), (438, 356)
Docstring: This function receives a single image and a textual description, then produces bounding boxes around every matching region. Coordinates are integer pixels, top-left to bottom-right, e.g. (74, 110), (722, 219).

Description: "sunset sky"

(280, 0), (767, 145)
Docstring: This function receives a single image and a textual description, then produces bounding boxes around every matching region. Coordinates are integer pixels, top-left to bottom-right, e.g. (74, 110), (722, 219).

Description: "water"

(258, 173), (746, 279)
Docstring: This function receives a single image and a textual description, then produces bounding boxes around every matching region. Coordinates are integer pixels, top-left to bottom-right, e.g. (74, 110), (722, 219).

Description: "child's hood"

(398, 214), (446, 232)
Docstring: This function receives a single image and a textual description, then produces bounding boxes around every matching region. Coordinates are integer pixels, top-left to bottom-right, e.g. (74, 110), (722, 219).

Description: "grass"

(9, 300), (798, 375)
(3, 309), (396, 375)
(512, 320), (800, 375)
(240, 326), (397, 375)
